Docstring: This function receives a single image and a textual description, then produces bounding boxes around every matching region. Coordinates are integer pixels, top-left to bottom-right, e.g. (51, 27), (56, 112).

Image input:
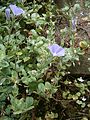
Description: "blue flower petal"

(48, 44), (65, 57)
(71, 17), (77, 31)
(5, 8), (10, 20)
(9, 4), (25, 16)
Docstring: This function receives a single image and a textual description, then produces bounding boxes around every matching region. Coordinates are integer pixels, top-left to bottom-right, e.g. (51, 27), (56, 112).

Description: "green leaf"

(87, 81), (90, 86)
(12, 84), (18, 97)
(10, 95), (34, 115)
(5, 105), (11, 115)
(0, 60), (9, 68)
(29, 82), (38, 91)
(81, 117), (88, 120)
(38, 83), (45, 92)
(81, 103), (86, 108)
(25, 97), (33, 108)
(13, 106), (34, 115)
(0, 44), (5, 61)
(76, 100), (83, 105)
(45, 82), (51, 90)
(0, 116), (13, 120)
(23, 57), (30, 62)
(31, 13), (39, 20)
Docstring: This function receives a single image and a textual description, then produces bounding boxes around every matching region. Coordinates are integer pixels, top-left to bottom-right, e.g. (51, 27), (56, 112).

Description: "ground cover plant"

(0, 0), (90, 120)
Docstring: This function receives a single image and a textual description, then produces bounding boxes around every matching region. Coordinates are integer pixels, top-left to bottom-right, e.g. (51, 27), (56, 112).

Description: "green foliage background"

(0, 0), (90, 120)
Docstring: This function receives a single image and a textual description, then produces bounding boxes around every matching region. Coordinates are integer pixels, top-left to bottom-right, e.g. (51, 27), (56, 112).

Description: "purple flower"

(5, 8), (10, 20)
(9, 4), (25, 16)
(5, 4), (25, 20)
(71, 17), (77, 31)
(48, 44), (65, 57)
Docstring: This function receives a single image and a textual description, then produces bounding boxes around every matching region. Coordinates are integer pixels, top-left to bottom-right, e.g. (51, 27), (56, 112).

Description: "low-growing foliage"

(0, 0), (90, 120)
